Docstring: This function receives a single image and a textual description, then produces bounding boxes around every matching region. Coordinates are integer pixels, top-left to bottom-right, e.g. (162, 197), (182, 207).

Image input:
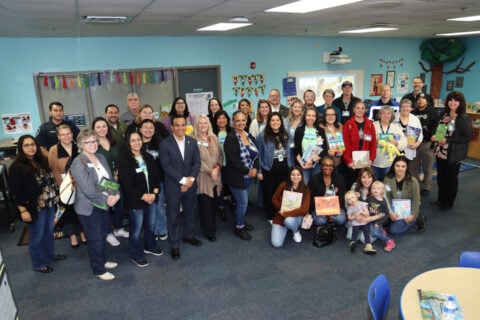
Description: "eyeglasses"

(23, 143), (36, 148)
(83, 140), (98, 145)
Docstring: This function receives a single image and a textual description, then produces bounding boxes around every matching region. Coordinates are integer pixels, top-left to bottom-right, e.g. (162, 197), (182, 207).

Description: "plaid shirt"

(235, 131), (258, 178)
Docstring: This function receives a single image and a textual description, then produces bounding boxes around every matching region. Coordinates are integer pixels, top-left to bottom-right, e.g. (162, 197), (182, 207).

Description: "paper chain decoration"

(232, 85), (266, 98)
(232, 73), (264, 86)
(42, 69), (172, 89)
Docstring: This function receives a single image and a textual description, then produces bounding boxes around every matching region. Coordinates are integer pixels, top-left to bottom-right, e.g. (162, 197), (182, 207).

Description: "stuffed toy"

(378, 140), (401, 162)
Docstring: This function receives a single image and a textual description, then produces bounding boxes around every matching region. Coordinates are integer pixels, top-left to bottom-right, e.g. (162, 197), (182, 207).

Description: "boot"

(364, 243), (377, 255)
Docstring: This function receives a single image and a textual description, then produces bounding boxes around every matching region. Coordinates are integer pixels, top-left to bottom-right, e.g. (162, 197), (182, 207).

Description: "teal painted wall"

(0, 35), (478, 139)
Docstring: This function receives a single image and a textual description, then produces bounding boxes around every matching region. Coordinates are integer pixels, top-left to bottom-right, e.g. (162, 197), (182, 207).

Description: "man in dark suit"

(159, 115), (201, 260)
(268, 89), (290, 118)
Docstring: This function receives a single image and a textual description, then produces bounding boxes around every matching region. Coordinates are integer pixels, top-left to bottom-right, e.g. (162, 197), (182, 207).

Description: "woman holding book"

(118, 131), (162, 267)
(257, 112), (292, 223)
(9, 135), (65, 273)
(372, 106), (407, 181)
(293, 107), (329, 185)
(394, 99), (423, 161)
(92, 117), (128, 247)
(383, 155), (426, 235)
(342, 100), (377, 189)
(271, 166), (311, 247)
(284, 98), (305, 165)
(431, 91), (473, 210)
(48, 124), (86, 249)
(319, 106), (344, 169)
(308, 155), (347, 247)
(71, 129), (120, 280)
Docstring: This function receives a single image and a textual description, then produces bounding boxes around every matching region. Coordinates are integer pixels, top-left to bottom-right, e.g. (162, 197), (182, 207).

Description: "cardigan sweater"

(271, 181), (311, 226)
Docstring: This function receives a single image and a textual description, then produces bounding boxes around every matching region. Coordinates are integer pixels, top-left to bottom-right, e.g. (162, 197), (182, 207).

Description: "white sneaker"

(268, 219), (273, 225)
(97, 272), (115, 281)
(293, 231), (302, 243)
(104, 261), (118, 269)
(113, 228), (129, 238)
(106, 233), (120, 247)
(158, 233), (168, 240)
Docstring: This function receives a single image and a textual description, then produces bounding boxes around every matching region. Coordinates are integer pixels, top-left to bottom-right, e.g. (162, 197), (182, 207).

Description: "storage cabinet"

(467, 113), (480, 160)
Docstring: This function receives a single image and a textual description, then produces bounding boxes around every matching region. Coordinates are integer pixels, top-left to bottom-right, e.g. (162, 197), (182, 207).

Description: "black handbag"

(313, 222), (337, 247)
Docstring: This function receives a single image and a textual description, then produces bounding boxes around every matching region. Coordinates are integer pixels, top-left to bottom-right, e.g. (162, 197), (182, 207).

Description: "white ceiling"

(1, 0), (480, 38)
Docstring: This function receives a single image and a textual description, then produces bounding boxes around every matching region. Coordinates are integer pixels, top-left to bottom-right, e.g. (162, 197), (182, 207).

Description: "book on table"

(326, 132), (346, 152)
(352, 150), (370, 168)
(417, 289), (464, 320)
(92, 177), (120, 210)
(280, 190), (303, 212)
(392, 199), (411, 219)
(314, 196), (340, 216)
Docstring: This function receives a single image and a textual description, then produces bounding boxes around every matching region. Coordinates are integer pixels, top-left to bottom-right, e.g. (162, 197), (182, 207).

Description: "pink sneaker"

(384, 239), (396, 252)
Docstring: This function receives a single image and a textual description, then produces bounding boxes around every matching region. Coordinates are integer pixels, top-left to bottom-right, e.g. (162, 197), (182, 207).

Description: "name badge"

(87, 163), (95, 168)
(135, 168), (143, 173)
(342, 110), (350, 117)
(289, 142), (295, 148)
(278, 154), (284, 162)
(364, 134), (372, 141)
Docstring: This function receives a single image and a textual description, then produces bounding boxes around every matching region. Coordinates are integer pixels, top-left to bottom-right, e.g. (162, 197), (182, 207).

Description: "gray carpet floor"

(1, 160), (479, 320)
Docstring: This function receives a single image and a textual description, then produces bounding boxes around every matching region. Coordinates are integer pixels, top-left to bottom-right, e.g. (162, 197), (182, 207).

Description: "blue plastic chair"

(458, 251), (480, 268)
(368, 274), (390, 320)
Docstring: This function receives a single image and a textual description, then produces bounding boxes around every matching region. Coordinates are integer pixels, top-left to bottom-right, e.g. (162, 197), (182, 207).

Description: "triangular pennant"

(50, 76), (55, 89)
(62, 75), (67, 89)
(116, 72), (122, 84)
(77, 74), (82, 88)
(129, 72), (134, 84)
(54, 75), (59, 89)
(97, 73), (101, 86)
(69, 75), (74, 89)
(43, 76), (48, 87)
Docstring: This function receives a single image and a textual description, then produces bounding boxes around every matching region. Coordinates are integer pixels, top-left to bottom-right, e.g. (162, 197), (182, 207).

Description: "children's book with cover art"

(352, 150), (370, 168)
(280, 190), (303, 212)
(326, 132), (346, 152)
(314, 196), (340, 216)
(434, 123), (447, 141)
(418, 289), (464, 320)
(92, 177), (120, 210)
(392, 199), (411, 219)
(406, 126), (422, 145)
(301, 144), (323, 165)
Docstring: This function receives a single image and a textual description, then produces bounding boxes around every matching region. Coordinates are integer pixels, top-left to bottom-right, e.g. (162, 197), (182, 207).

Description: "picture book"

(326, 131), (346, 152)
(301, 144), (323, 165)
(406, 126), (422, 145)
(418, 289), (464, 320)
(92, 177), (120, 210)
(379, 133), (395, 143)
(314, 196), (340, 216)
(352, 150), (370, 168)
(392, 199), (411, 219)
(434, 123), (447, 141)
(54, 205), (65, 225)
(280, 190), (303, 212)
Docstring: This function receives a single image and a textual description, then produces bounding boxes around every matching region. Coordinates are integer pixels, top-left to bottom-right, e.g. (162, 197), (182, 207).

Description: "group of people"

(8, 79), (473, 280)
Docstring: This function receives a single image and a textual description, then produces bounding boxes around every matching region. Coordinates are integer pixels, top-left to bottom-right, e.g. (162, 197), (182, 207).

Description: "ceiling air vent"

(82, 16), (130, 24)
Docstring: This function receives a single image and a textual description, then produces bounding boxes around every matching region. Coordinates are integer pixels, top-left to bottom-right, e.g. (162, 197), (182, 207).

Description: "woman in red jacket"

(342, 100), (377, 189)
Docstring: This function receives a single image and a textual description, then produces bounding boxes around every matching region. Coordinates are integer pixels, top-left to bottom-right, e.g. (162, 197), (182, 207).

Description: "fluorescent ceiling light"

(265, 0), (363, 14)
(82, 16), (129, 24)
(197, 22), (252, 31)
(339, 27), (399, 34)
(436, 30), (480, 36)
(447, 15), (480, 22)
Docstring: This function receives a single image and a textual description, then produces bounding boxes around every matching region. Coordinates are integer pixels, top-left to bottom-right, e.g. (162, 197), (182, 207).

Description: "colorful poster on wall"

(369, 74), (383, 96)
(2, 113), (33, 135)
(397, 73), (410, 94)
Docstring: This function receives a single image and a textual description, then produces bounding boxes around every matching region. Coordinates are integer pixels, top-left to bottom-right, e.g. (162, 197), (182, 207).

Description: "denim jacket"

(256, 131), (293, 173)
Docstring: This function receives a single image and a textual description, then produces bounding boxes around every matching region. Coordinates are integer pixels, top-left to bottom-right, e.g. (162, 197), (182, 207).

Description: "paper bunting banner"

(97, 73), (102, 86)
(69, 76), (74, 89)
(110, 71), (115, 83)
(83, 75), (89, 87)
(154, 71), (159, 83)
(90, 74), (95, 86)
(77, 74), (82, 88)
(54, 76), (59, 89)
(142, 72), (147, 84)
(166, 69), (171, 80)
(62, 75), (67, 89)
(43, 76), (48, 87)
(122, 72), (128, 84)
(116, 72), (121, 84)
(129, 72), (134, 84)
(50, 76), (55, 89)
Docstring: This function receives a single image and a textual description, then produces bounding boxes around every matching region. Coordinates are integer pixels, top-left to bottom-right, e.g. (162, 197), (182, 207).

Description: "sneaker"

(132, 258), (149, 267)
(106, 233), (120, 246)
(104, 261), (118, 269)
(416, 215), (427, 233)
(292, 231), (302, 243)
(97, 272), (115, 280)
(144, 249), (164, 257)
(364, 243), (377, 255)
(234, 227), (252, 241)
(244, 221), (255, 231)
(384, 239), (396, 252)
(349, 241), (357, 253)
(113, 228), (129, 238)
(158, 233), (168, 241)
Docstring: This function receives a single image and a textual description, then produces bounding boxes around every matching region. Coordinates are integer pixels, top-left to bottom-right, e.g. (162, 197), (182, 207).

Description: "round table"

(400, 267), (480, 319)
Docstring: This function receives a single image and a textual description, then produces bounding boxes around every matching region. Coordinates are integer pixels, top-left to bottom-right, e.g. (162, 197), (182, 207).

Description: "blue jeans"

(271, 216), (303, 248)
(77, 207), (110, 275)
(312, 209), (347, 226)
(28, 206), (55, 270)
(129, 204), (157, 261)
(153, 183), (168, 235)
(229, 178), (252, 227)
(372, 166), (390, 182)
(370, 223), (390, 242)
(302, 165), (321, 186)
(110, 186), (124, 231)
(389, 219), (416, 235)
